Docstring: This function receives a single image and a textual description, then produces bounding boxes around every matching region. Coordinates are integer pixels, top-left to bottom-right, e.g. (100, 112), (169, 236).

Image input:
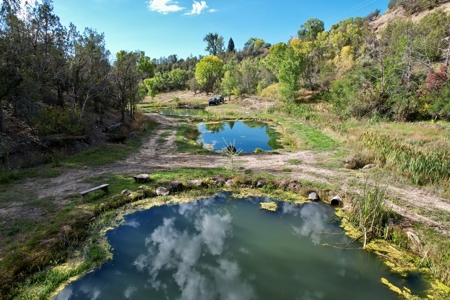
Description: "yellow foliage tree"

(333, 46), (355, 78)
(195, 55), (224, 94)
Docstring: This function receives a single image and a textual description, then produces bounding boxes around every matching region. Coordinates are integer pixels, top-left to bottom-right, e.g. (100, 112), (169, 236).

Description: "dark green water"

(198, 121), (281, 152)
(56, 193), (427, 300)
(160, 108), (210, 117)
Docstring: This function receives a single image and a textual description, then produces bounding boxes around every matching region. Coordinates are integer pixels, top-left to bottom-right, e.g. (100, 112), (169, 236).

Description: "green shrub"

(325, 73), (360, 119)
(428, 84), (450, 121)
(254, 148), (263, 153)
(32, 106), (85, 136)
(259, 83), (279, 100)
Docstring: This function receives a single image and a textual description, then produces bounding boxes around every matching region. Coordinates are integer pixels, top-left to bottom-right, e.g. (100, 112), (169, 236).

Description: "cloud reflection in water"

(287, 203), (329, 245)
(133, 211), (255, 300)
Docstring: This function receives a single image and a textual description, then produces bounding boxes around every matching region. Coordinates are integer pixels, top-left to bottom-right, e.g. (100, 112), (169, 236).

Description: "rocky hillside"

(370, 2), (450, 31)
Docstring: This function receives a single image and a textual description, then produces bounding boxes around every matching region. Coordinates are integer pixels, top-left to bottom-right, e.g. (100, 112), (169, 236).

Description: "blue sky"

(51, 0), (390, 61)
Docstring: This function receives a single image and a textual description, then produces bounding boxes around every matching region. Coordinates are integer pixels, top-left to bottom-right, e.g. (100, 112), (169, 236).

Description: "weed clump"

(359, 132), (450, 189)
(347, 181), (393, 248)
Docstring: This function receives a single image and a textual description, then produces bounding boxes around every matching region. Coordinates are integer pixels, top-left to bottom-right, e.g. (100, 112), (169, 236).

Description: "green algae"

(337, 208), (450, 299)
(259, 201), (278, 211)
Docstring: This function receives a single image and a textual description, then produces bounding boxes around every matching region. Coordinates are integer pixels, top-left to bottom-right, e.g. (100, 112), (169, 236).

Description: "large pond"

(198, 121), (281, 152)
(56, 193), (427, 300)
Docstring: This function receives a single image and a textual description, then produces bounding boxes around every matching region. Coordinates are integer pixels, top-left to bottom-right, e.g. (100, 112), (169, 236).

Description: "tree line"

(172, 5), (450, 122)
(0, 0), (153, 136)
(2, 0), (450, 138)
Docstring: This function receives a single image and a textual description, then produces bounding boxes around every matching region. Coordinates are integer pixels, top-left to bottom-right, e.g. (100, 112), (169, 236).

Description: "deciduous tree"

(203, 33), (224, 56)
(195, 55), (224, 94)
(113, 51), (141, 121)
(298, 18), (324, 41)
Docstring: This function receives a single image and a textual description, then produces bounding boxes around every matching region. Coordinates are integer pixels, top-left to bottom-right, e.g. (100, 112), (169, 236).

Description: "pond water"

(160, 108), (210, 117)
(56, 193), (427, 300)
(198, 121), (281, 152)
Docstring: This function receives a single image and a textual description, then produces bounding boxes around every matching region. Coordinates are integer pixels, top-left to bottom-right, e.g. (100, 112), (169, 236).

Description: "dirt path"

(11, 113), (450, 233)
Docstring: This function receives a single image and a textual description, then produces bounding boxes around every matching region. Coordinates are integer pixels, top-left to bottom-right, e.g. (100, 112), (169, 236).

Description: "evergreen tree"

(227, 38), (235, 52)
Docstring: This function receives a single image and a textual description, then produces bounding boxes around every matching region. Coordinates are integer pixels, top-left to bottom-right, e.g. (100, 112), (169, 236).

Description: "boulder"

(331, 196), (342, 206)
(343, 156), (367, 169)
(362, 164), (375, 169)
(133, 174), (150, 183)
(256, 180), (266, 188)
(121, 189), (130, 195)
(187, 179), (204, 187)
(278, 179), (302, 192)
(169, 181), (183, 192)
(308, 192), (320, 201)
(156, 187), (170, 196)
(211, 175), (226, 186)
(225, 179), (234, 187)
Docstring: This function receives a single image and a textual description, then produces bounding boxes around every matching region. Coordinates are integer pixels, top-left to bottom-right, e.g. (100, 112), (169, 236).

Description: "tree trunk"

(57, 86), (64, 107)
(0, 103), (5, 133)
(121, 104), (125, 123)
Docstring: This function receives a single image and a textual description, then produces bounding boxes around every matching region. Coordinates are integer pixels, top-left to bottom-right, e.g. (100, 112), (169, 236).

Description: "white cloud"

(123, 286), (137, 299)
(239, 247), (250, 255)
(196, 213), (232, 255)
(148, 0), (184, 14)
(79, 284), (101, 300)
(131, 211), (256, 300)
(212, 259), (256, 300)
(282, 202), (301, 216)
(291, 203), (328, 246)
(208, 9), (217, 13)
(184, 1), (208, 15)
(124, 219), (140, 228)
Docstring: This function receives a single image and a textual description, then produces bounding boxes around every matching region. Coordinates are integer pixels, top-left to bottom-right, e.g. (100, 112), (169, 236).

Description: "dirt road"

(8, 112), (444, 234)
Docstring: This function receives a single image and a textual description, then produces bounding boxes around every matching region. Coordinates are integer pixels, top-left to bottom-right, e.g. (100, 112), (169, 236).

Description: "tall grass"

(359, 132), (450, 187)
(415, 224), (450, 286)
(348, 181), (393, 248)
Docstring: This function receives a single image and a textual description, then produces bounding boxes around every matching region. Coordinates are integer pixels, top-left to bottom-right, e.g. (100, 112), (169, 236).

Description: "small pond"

(56, 193), (428, 300)
(197, 121), (281, 152)
(160, 108), (210, 118)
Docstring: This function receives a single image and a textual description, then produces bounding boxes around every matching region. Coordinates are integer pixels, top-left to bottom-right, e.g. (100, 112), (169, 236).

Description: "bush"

(401, 0), (439, 14)
(388, 0), (399, 10)
(325, 73), (360, 119)
(32, 106), (85, 136)
(259, 83), (279, 100)
(428, 84), (450, 120)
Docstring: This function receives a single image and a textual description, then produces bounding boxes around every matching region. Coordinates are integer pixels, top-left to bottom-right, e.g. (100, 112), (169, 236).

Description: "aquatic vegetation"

(259, 201), (278, 211)
(347, 180), (393, 248)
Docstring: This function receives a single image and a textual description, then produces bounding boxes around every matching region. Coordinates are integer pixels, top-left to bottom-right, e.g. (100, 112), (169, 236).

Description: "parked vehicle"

(209, 97), (218, 106)
(216, 95), (224, 103)
(208, 95), (224, 106)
